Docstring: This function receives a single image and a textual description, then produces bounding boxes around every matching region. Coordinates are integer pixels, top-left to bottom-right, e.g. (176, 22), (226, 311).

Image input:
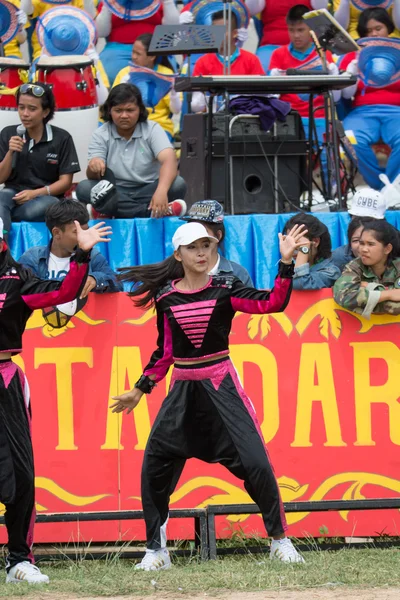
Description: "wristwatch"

(299, 246), (310, 254)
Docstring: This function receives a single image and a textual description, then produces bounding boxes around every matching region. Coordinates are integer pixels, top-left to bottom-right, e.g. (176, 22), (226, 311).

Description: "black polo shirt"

(0, 124), (80, 193)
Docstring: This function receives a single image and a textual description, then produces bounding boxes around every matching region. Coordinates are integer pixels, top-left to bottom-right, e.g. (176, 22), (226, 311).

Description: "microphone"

(11, 124), (26, 170)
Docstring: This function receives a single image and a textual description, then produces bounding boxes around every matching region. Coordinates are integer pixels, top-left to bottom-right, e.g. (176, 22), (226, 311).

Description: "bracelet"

(45, 185), (51, 196)
(280, 259), (293, 265)
(134, 375), (156, 394)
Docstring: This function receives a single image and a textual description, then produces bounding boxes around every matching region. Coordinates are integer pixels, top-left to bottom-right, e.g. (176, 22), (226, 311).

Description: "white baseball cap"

(172, 222), (218, 251)
(349, 188), (386, 219)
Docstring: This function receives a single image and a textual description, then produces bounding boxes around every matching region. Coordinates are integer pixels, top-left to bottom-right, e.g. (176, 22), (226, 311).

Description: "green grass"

(0, 549), (399, 597)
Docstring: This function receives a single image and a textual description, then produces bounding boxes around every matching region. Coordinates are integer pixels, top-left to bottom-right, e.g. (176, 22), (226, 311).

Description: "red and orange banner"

(2, 290), (400, 544)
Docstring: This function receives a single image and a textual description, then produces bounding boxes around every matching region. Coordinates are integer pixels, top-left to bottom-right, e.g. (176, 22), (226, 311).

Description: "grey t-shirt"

(87, 121), (173, 188)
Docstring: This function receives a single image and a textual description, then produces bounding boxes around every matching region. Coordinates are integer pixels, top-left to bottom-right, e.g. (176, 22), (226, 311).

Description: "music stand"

(303, 9), (359, 209)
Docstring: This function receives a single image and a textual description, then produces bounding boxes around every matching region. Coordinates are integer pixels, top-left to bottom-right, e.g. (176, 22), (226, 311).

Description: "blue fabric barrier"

(9, 212), (400, 290)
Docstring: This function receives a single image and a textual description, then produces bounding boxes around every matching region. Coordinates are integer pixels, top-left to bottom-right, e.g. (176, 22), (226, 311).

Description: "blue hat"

(126, 64), (174, 108)
(0, 0), (19, 44)
(180, 200), (224, 223)
(350, 0), (391, 11)
(358, 37), (400, 88)
(37, 6), (97, 56)
(191, 0), (249, 29)
(103, 0), (160, 21)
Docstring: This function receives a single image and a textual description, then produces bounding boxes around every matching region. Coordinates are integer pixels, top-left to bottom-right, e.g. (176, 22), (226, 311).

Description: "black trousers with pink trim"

(0, 361), (35, 570)
(141, 358), (287, 550)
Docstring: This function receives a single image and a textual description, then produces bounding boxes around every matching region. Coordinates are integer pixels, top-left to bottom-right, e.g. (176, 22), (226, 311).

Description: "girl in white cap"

(111, 221), (307, 570)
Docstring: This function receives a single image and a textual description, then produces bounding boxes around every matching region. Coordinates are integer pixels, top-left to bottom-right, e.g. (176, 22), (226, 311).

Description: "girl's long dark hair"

(285, 213), (332, 259)
(118, 255), (183, 308)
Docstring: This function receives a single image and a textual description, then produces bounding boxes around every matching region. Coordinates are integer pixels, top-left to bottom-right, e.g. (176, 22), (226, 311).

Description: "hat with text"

(180, 200), (224, 223)
(172, 222), (218, 250)
(349, 188), (387, 219)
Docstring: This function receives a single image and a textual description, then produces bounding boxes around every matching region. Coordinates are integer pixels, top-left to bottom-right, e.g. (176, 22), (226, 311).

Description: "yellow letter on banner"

(35, 348), (93, 451)
(230, 344), (279, 443)
(101, 346), (151, 451)
(352, 341), (400, 446)
(292, 343), (346, 447)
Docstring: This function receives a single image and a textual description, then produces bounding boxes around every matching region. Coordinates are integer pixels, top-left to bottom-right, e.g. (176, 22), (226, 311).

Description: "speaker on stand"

(179, 112), (308, 214)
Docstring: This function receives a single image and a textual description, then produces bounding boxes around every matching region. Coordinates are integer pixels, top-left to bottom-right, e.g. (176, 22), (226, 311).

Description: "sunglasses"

(19, 84), (45, 97)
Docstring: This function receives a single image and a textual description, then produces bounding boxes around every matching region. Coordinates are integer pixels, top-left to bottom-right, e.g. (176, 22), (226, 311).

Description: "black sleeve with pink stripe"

(230, 261), (294, 314)
(143, 302), (174, 383)
(20, 251), (89, 310)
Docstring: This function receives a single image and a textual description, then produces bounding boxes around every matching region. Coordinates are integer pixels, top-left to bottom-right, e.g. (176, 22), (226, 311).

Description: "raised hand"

(278, 224), (308, 263)
(75, 220), (112, 252)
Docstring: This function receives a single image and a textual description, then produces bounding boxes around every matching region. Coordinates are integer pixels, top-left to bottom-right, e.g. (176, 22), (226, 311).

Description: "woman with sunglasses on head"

(0, 83), (80, 239)
(111, 221), (307, 571)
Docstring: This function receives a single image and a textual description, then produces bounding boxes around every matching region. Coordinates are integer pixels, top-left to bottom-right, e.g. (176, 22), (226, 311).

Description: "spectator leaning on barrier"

(19, 199), (122, 296)
(284, 213), (341, 290)
(75, 84), (187, 219)
(331, 188), (387, 271)
(0, 83), (80, 238)
(334, 220), (400, 318)
(181, 200), (254, 286)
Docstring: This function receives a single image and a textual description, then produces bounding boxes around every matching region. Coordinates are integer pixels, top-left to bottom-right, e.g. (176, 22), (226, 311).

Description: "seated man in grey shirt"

(76, 84), (187, 218)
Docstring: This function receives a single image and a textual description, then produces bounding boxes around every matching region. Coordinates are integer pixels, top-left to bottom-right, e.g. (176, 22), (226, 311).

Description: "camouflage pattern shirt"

(333, 257), (400, 318)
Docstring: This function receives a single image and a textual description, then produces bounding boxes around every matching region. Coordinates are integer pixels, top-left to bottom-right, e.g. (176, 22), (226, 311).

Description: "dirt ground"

(11, 590), (400, 600)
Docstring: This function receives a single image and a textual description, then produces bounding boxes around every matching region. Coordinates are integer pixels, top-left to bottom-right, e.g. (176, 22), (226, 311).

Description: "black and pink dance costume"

(138, 261), (294, 550)
(0, 244), (89, 570)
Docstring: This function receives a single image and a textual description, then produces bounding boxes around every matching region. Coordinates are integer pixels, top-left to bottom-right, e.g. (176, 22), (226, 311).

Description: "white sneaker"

(270, 538), (305, 563)
(6, 561), (50, 584)
(135, 548), (171, 571)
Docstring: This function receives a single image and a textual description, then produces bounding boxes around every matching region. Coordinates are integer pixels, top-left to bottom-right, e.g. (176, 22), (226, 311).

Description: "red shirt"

(269, 45), (333, 117)
(340, 51), (400, 107)
(109, 6), (163, 44)
(260, 0), (311, 47)
(192, 49), (265, 76)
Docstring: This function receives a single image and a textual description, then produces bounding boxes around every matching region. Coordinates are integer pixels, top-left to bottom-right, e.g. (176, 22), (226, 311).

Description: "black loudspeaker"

(179, 112), (308, 213)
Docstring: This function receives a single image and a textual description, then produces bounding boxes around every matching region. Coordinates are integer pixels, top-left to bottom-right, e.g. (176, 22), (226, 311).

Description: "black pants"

(75, 168), (187, 218)
(0, 361), (35, 570)
(142, 358), (287, 550)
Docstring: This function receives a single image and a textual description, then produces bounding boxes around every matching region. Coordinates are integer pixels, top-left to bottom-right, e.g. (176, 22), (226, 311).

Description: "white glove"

(346, 58), (359, 76)
(179, 10), (194, 24)
(327, 62), (338, 75)
(379, 173), (400, 208)
(236, 27), (249, 43)
(17, 9), (28, 26)
(86, 46), (100, 65)
(269, 68), (285, 76)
